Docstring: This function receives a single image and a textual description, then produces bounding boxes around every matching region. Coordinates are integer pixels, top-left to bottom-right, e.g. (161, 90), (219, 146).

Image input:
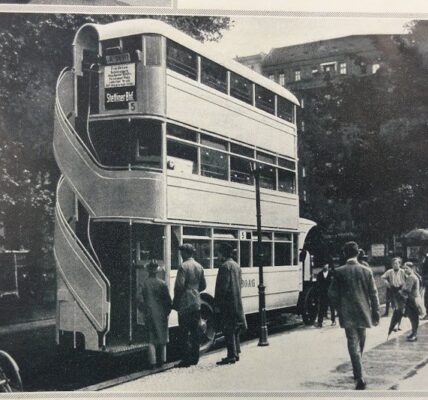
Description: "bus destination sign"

(104, 63), (136, 110)
(105, 53), (131, 65)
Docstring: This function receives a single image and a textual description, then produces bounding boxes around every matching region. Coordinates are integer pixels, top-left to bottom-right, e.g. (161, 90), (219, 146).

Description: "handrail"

(55, 176), (110, 303)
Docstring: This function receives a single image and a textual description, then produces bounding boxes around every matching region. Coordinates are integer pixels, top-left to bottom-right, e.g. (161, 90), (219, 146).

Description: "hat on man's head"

(146, 260), (159, 272)
(179, 243), (196, 253)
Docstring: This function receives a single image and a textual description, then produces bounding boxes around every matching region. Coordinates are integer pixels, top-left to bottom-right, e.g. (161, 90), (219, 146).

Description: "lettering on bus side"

(241, 278), (256, 288)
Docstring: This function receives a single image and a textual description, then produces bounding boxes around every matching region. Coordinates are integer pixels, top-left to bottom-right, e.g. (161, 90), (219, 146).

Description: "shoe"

(177, 361), (191, 368)
(235, 355), (240, 362)
(355, 379), (366, 390)
(216, 357), (236, 365)
(315, 322), (322, 328)
(407, 336), (418, 342)
(331, 321), (336, 326)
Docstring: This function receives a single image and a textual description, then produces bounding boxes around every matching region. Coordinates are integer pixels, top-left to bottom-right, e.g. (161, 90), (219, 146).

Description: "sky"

(203, 17), (413, 60)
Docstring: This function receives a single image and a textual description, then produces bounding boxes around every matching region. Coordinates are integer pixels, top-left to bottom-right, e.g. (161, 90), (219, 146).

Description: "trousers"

(178, 310), (201, 365)
(344, 327), (366, 381)
(224, 327), (241, 359)
(147, 344), (166, 366)
(406, 298), (419, 336)
(317, 295), (335, 324)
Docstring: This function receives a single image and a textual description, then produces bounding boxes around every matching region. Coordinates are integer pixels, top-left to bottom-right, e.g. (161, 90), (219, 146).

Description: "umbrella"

(387, 310), (401, 340)
(403, 228), (428, 244)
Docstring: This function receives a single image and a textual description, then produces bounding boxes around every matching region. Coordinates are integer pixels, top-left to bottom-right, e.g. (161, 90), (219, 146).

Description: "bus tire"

(302, 286), (318, 326)
(199, 299), (216, 354)
(0, 351), (23, 392)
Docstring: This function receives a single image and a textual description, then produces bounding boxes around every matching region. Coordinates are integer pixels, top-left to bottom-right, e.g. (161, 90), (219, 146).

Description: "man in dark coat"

(316, 262), (335, 327)
(328, 241), (380, 391)
(214, 244), (247, 365)
(140, 260), (172, 369)
(173, 243), (206, 367)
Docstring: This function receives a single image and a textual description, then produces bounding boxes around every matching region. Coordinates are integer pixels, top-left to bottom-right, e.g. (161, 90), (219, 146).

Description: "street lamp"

(250, 162), (269, 347)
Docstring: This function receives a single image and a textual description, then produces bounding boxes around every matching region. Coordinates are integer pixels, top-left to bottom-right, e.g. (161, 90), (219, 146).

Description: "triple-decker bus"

(53, 19), (317, 354)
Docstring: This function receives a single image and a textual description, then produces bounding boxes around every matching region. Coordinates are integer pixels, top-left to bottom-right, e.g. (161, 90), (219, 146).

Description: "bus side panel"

(166, 73), (296, 159)
(167, 174), (299, 229)
(167, 267), (301, 327)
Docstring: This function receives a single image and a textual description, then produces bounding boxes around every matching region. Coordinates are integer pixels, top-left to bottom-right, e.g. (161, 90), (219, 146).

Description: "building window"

(294, 70), (301, 81)
(311, 67), (319, 75)
(301, 97), (304, 109)
(279, 73), (285, 86)
(339, 62), (347, 75)
(301, 121), (305, 132)
(302, 167), (306, 178)
(303, 190), (307, 202)
(321, 62), (337, 73)
(372, 63), (380, 74)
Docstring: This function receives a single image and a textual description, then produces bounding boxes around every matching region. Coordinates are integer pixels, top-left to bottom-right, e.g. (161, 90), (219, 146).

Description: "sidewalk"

(106, 316), (428, 392)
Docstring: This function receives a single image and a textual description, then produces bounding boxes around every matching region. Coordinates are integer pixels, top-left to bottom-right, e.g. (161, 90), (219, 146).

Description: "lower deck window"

(183, 239), (211, 269)
(275, 242), (292, 266)
(253, 241), (272, 267)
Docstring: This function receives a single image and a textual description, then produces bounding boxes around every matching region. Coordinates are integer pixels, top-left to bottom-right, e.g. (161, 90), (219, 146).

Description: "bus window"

(122, 35), (143, 56)
(255, 85), (275, 115)
(200, 136), (228, 180)
(230, 72), (253, 105)
(278, 169), (296, 194)
(201, 57), (227, 94)
(231, 156), (253, 185)
(183, 240), (211, 269)
(213, 241), (238, 268)
(102, 39), (121, 56)
(89, 120), (129, 167)
(239, 241), (251, 267)
(167, 140), (198, 174)
(275, 242), (292, 266)
(256, 151), (275, 165)
(131, 120), (162, 168)
(258, 164), (276, 190)
(278, 157), (296, 170)
(252, 241), (272, 267)
(293, 233), (299, 265)
(167, 124), (197, 142)
(230, 143), (254, 158)
(144, 35), (162, 66)
(166, 39), (197, 80)
(277, 96), (294, 123)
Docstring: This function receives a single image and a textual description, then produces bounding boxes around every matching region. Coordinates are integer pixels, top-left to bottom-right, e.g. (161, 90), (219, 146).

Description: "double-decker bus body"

(53, 19), (316, 353)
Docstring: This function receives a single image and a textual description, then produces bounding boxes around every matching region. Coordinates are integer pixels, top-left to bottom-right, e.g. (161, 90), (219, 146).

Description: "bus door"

(132, 223), (165, 336)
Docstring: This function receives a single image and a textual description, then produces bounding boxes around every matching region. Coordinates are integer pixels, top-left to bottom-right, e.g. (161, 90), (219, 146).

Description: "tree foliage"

(0, 14), (232, 265)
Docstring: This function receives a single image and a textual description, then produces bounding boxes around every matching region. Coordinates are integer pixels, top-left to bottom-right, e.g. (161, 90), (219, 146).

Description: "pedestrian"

(381, 257), (406, 331)
(402, 262), (422, 341)
(173, 243), (206, 367)
(214, 244), (247, 365)
(315, 262), (336, 327)
(140, 260), (172, 369)
(358, 249), (369, 267)
(421, 253), (428, 320)
(328, 241), (380, 390)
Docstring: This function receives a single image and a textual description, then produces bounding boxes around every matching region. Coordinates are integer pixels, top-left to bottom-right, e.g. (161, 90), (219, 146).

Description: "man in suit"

(328, 241), (380, 390)
(214, 244), (247, 365)
(316, 262), (335, 327)
(173, 244), (206, 367)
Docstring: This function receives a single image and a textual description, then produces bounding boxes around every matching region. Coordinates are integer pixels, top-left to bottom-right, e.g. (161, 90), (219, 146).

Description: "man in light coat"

(173, 243), (206, 367)
(214, 244), (247, 365)
(328, 241), (380, 390)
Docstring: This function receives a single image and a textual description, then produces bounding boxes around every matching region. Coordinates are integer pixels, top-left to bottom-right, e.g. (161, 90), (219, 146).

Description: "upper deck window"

(201, 135), (227, 151)
(230, 72), (253, 105)
(201, 57), (227, 94)
(255, 85), (275, 115)
(230, 143), (254, 158)
(277, 97), (294, 123)
(256, 151), (275, 165)
(122, 35), (143, 54)
(278, 157), (296, 170)
(167, 39), (197, 80)
(102, 39), (121, 56)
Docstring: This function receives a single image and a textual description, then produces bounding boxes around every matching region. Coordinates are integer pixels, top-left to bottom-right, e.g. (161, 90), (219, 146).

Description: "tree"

(0, 14), (232, 266)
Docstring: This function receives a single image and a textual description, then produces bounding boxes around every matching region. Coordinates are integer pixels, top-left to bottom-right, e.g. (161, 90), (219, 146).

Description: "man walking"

(316, 262), (335, 327)
(173, 244), (206, 367)
(328, 241), (380, 390)
(214, 244), (247, 365)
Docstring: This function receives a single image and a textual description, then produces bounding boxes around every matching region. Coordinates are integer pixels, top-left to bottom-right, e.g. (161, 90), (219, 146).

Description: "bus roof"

(74, 19), (299, 106)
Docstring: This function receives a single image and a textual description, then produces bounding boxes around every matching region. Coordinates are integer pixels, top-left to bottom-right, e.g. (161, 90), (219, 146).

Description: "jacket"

(214, 258), (247, 330)
(328, 258), (380, 329)
(173, 257), (206, 314)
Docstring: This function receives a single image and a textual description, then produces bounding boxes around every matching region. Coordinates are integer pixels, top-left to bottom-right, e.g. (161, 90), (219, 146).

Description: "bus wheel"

(0, 351), (23, 392)
(199, 300), (216, 354)
(302, 286), (318, 326)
